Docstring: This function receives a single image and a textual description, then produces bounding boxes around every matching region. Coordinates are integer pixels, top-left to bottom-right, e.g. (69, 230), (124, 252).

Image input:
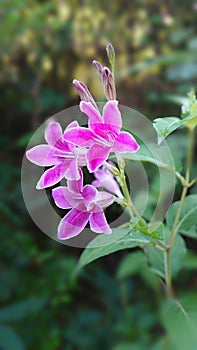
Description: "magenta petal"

(113, 131), (139, 153)
(87, 145), (111, 172)
(45, 122), (62, 146)
(26, 145), (57, 166)
(64, 127), (95, 147)
(58, 208), (90, 239)
(52, 187), (73, 209)
(52, 186), (82, 208)
(68, 168), (83, 193)
(82, 185), (97, 208)
(89, 211), (112, 234)
(36, 163), (65, 189)
(80, 101), (103, 128)
(103, 100), (122, 132)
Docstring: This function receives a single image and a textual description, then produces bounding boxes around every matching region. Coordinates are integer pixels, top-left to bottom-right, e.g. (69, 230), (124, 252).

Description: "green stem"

(165, 128), (194, 299)
(120, 168), (142, 221)
(169, 128), (194, 247)
(164, 247), (173, 298)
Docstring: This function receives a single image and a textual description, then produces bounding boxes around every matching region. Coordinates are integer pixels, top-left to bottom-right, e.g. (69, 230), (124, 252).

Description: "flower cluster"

(26, 44), (139, 239)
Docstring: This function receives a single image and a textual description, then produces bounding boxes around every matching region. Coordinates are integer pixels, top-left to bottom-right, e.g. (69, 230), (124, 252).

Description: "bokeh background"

(0, 1), (197, 349)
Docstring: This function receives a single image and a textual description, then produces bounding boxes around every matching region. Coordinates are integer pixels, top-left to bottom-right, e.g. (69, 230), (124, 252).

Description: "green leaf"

(78, 227), (152, 269)
(117, 251), (147, 279)
(166, 194), (197, 238)
(120, 144), (173, 168)
(183, 251), (197, 270)
(153, 117), (183, 144)
(145, 227), (186, 278)
(181, 88), (197, 130)
(118, 142), (181, 173)
(117, 250), (160, 289)
(160, 297), (197, 350)
(0, 297), (47, 322)
(0, 326), (25, 350)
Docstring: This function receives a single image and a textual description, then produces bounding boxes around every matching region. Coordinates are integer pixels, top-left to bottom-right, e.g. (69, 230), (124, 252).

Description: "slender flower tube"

(92, 165), (123, 198)
(26, 121), (87, 189)
(64, 100), (139, 172)
(52, 169), (114, 239)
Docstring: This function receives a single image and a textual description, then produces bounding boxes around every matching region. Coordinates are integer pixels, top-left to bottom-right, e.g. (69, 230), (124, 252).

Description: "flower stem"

(164, 247), (173, 298)
(165, 128), (194, 298)
(169, 128), (194, 248)
(120, 168), (142, 221)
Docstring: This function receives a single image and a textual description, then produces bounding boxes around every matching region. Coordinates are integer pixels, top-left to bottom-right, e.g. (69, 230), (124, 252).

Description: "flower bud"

(102, 67), (116, 100)
(92, 60), (103, 75)
(73, 79), (98, 110)
(106, 42), (115, 73)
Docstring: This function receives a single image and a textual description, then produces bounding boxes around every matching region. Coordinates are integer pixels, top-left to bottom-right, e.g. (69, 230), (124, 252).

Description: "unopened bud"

(73, 79), (98, 110)
(92, 60), (103, 76)
(106, 43), (115, 74)
(102, 67), (116, 100)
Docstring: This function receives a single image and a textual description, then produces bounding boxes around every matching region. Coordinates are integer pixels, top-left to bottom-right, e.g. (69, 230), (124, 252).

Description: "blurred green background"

(0, 1), (197, 349)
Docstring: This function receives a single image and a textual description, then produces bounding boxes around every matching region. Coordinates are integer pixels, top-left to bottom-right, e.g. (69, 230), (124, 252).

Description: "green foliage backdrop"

(0, 1), (197, 349)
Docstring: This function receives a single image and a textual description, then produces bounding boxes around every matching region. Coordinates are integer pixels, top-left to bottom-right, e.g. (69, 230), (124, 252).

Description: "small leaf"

(153, 117), (183, 144)
(78, 227), (152, 269)
(166, 194), (197, 238)
(0, 297), (47, 322)
(160, 297), (197, 350)
(0, 325), (25, 350)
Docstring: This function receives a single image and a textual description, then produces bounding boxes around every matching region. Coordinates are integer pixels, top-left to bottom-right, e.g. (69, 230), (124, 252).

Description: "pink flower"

(26, 121), (87, 189)
(64, 100), (139, 172)
(52, 170), (114, 239)
(92, 165), (123, 198)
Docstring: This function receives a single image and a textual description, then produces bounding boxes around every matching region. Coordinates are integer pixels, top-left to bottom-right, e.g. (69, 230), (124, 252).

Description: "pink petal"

(64, 158), (80, 181)
(82, 185), (97, 208)
(26, 145), (57, 166)
(92, 180), (100, 187)
(96, 191), (115, 208)
(58, 207), (90, 239)
(45, 122), (62, 146)
(113, 131), (139, 153)
(89, 211), (112, 234)
(80, 101), (103, 128)
(66, 121), (79, 130)
(52, 187), (82, 208)
(103, 100), (122, 133)
(52, 187), (73, 209)
(64, 127), (95, 147)
(36, 163), (65, 189)
(68, 168), (83, 193)
(87, 145), (111, 172)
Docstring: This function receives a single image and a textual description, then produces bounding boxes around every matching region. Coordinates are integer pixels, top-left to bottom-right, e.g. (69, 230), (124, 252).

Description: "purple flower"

(92, 165), (123, 198)
(52, 169), (114, 239)
(26, 121), (87, 189)
(64, 100), (139, 172)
